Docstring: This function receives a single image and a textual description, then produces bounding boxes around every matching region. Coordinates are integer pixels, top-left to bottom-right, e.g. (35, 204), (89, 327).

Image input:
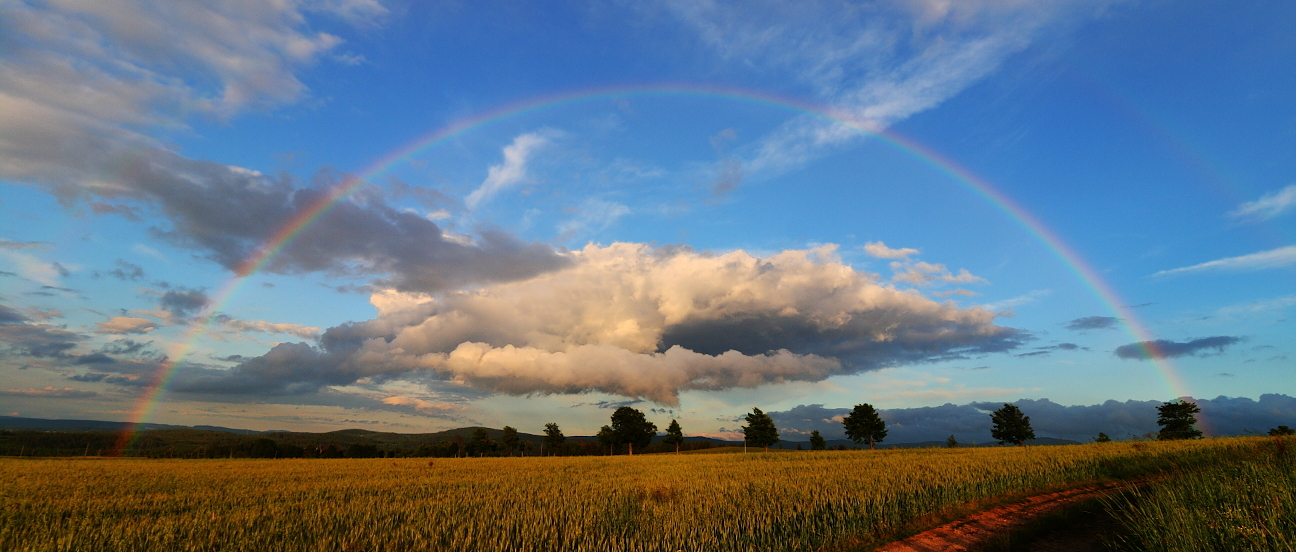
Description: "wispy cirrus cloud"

(1230, 184), (1296, 222)
(1152, 246), (1296, 277)
(465, 132), (553, 210)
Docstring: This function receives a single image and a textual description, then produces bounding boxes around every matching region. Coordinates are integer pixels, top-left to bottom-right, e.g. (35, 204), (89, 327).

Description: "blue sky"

(0, 0), (1292, 440)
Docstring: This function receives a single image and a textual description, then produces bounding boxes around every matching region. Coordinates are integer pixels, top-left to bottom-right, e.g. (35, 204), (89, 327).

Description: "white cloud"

(890, 260), (987, 287)
(659, 0), (1117, 185)
(217, 318), (321, 340)
(1152, 246), (1296, 277)
(863, 241), (919, 259)
(465, 133), (552, 210)
(976, 289), (1052, 314)
(557, 198), (631, 241)
(1230, 184), (1296, 222)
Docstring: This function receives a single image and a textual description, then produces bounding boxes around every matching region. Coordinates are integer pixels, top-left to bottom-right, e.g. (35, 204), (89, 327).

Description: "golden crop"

(0, 439), (1249, 552)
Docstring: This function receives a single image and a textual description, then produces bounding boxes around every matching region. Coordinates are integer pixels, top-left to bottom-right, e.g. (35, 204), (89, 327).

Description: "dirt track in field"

(874, 482), (1127, 552)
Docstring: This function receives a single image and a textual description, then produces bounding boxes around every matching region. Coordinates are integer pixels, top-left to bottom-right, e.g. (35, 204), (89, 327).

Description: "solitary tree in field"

(990, 403), (1035, 446)
(662, 419), (685, 454)
(743, 407), (780, 452)
(945, 435), (958, 448)
(543, 422), (565, 455)
(596, 425), (615, 455)
(1156, 400), (1203, 440)
(1270, 425), (1295, 436)
(610, 406), (656, 455)
(501, 426), (520, 456)
(842, 403), (888, 449)
(1095, 432), (1112, 443)
(809, 430), (826, 450)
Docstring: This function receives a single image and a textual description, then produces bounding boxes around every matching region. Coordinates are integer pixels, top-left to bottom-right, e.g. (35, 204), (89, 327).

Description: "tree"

(468, 428), (495, 456)
(543, 423), (565, 455)
(945, 435), (958, 448)
(596, 425), (615, 455)
(610, 406), (657, 455)
(743, 407), (779, 452)
(1156, 399), (1203, 440)
(1095, 432), (1112, 443)
(989, 403), (1035, 446)
(1270, 425), (1295, 436)
(250, 438), (278, 458)
(500, 426), (520, 456)
(809, 430), (826, 450)
(662, 419), (685, 454)
(842, 403), (888, 449)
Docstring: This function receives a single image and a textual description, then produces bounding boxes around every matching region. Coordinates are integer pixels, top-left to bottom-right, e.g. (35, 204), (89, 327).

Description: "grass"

(0, 438), (1263, 552)
(1102, 436), (1296, 552)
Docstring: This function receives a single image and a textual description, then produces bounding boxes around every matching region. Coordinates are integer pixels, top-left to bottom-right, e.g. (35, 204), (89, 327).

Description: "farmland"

(0, 437), (1273, 552)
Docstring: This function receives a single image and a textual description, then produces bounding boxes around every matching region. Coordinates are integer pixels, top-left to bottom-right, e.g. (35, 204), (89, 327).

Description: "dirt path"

(874, 482), (1127, 552)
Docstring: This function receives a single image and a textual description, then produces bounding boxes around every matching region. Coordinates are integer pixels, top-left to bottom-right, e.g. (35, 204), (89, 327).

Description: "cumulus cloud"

(1065, 316), (1120, 331)
(465, 133), (551, 210)
(864, 241), (919, 259)
(1152, 246), (1296, 277)
(0, 1), (565, 295)
(1230, 184), (1296, 222)
(160, 288), (210, 319)
(767, 394), (1296, 443)
(96, 316), (157, 335)
(1115, 336), (1243, 360)
(171, 243), (1023, 404)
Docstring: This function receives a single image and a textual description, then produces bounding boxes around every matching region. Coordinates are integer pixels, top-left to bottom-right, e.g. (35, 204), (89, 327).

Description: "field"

(0, 438), (1273, 552)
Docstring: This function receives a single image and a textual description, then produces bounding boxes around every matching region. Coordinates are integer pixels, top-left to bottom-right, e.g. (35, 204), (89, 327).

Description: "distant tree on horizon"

(543, 423), (565, 456)
(1270, 425), (1295, 436)
(742, 408), (779, 452)
(990, 404), (1035, 446)
(1095, 432), (1112, 443)
(610, 407), (656, 455)
(662, 419), (684, 454)
(945, 435), (958, 448)
(500, 426), (520, 456)
(1156, 400), (1203, 440)
(809, 430), (826, 451)
(842, 403), (888, 450)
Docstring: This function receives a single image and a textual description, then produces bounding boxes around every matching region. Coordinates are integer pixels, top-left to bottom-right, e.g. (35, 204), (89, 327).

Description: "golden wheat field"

(0, 439), (1253, 552)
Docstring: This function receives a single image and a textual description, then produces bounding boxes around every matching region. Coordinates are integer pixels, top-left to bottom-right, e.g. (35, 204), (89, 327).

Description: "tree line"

(3, 398), (1286, 458)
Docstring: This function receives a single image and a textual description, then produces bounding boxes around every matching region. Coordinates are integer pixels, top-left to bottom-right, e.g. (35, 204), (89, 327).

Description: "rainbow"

(112, 84), (1194, 454)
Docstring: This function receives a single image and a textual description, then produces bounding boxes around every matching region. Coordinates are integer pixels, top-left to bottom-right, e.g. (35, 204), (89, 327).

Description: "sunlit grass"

(0, 438), (1256, 552)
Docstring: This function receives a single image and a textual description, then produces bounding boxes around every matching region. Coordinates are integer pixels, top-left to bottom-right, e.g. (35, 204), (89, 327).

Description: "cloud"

(1152, 246), (1296, 277)
(1, 1), (564, 295)
(170, 243), (1023, 404)
(380, 396), (464, 416)
(766, 394), (1296, 443)
(0, 387), (98, 399)
(465, 133), (552, 210)
(0, 302), (84, 359)
(864, 241), (919, 259)
(104, 260), (145, 281)
(160, 288), (210, 319)
(660, 0), (1116, 186)
(1115, 336), (1243, 360)
(213, 315), (320, 340)
(0, 240), (50, 250)
(890, 261), (987, 287)
(1065, 316), (1120, 331)
(977, 290), (1051, 314)
(96, 316), (157, 335)
(1230, 184), (1296, 221)
(556, 198), (631, 241)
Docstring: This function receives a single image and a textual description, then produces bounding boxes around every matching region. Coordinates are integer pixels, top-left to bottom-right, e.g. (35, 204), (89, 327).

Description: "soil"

(873, 482), (1127, 552)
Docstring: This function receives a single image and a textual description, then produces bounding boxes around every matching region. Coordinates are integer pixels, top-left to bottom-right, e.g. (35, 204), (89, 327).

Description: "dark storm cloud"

(160, 287), (210, 318)
(1115, 336), (1243, 360)
(767, 394), (1296, 443)
(1065, 316), (1120, 331)
(167, 342), (351, 395)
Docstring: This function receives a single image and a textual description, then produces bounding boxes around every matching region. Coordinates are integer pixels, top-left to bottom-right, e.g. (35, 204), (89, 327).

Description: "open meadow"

(1, 437), (1279, 552)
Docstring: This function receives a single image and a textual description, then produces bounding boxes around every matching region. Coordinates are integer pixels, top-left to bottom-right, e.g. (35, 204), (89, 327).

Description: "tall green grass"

(1104, 436), (1296, 552)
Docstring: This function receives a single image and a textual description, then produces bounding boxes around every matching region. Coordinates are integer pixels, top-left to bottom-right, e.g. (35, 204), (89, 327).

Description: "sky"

(1, 0), (1293, 442)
